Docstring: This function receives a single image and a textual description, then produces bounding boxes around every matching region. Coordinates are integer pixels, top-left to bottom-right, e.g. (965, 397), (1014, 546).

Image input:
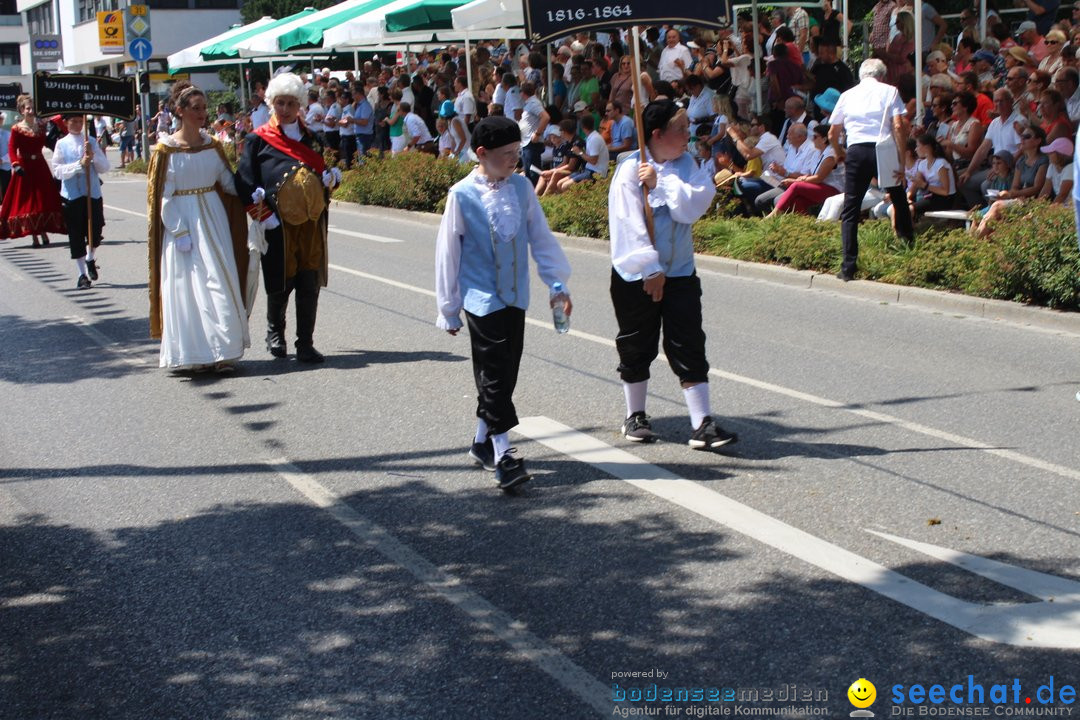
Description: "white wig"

(265, 72), (305, 105)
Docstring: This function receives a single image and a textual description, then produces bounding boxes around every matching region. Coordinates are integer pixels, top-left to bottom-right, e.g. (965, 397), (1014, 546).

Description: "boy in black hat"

(608, 99), (739, 450)
(434, 116), (573, 491)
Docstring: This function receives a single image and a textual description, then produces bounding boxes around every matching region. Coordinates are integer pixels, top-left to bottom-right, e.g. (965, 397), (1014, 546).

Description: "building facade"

(16, 0), (241, 92)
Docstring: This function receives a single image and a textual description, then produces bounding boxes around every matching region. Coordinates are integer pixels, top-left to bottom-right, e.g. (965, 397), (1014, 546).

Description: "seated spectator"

(1017, 21), (1049, 63)
(813, 87), (841, 123)
(1038, 89), (1074, 143)
(971, 50), (997, 90)
(752, 123), (817, 214)
(958, 87), (1025, 208)
(1036, 136), (1074, 205)
(974, 125), (1049, 236)
(700, 93), (734, 161)
(959, 71), (994, 125)
(809, 37), (854, 114)
(1055, 67), (1080, 123)
(1040, 30), (1068, 75)
(926, 92), (955, 142)
(557, 113), (607, 191)
(765, 124), (845, 217)
(942, 91), (984, 174)
(906, 134), (957, 217)
(537, 119), (583, 196)
(730, 114), (785, 211)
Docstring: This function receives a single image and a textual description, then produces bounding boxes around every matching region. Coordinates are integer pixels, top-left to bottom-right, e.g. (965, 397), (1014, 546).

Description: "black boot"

(265, 282), (292, 358)
(294, 270), (324, 364)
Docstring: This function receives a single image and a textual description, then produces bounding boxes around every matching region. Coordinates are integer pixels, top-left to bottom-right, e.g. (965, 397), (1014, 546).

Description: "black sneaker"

(76, 274), (92, 290)
(495, 450), (531, 491)
(86, 259), (99, 281)
(469, 438), (496, 471)
(688, 416), (738, 450)
(622, 412), (657, 442)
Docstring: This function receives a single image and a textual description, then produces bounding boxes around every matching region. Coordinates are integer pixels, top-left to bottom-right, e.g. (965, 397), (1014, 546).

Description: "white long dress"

(158, 133), (250, 369)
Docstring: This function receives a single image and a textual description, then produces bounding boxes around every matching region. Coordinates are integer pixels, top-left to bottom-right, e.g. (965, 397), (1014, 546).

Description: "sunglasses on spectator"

(1021, 133), (1036, 139)
(1046, 40), (1061, 45)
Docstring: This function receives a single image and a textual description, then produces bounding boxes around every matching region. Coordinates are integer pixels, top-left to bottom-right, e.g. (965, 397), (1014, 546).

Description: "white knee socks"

(474, 418), (489, 444)
(623, 380), (648, 417)
(683, 383), (711, 429)
(491, 432), (510, 462)
(76, 257), (88, 276)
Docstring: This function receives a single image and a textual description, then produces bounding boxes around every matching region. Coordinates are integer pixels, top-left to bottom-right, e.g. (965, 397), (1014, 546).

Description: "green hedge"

(334, 152), (472, 213)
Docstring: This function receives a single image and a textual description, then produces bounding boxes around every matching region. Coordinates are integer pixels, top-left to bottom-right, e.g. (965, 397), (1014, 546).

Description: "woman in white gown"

(147, 82), (250, 371)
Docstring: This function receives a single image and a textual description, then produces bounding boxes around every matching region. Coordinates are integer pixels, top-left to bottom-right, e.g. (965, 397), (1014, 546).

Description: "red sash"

(255, 123), (325, 175)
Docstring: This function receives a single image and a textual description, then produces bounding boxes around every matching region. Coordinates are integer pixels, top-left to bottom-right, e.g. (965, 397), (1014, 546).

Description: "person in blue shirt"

(351, 85), (375, 160)
(434, 117), (573, 491)
(50, 114), (110, 289)
(606, 99), (637, 158)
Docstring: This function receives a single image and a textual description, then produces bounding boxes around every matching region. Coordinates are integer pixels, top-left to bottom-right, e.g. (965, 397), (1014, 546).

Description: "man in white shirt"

(1055, 67), (1080, 123)
(753, 124), (818, 214)
(305, 90), (326, 142)
(453, 76), (476, 126)
(250, 81), (270, 129)
(401, 102), (435, 151)
(558, 114), (606, 190)
(828, 58), (913, 281)
(958, 88), (1025, 207)
(658, 28), (693, 83)
(518, 82), (549, 185)
(493, 73), (522, 120)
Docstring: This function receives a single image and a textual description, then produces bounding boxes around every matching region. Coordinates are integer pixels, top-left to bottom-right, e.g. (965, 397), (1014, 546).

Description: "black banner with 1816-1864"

(33, 72), (137, 121)
(0, 83), (22, 111)
(523, 0), (731, 42)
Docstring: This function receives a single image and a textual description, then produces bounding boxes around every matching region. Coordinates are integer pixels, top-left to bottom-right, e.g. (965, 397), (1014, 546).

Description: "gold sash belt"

(173, 185), (215, 196)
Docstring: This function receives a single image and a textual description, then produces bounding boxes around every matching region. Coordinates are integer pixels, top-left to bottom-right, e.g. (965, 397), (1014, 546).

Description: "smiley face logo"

(848, 678), (877, 709)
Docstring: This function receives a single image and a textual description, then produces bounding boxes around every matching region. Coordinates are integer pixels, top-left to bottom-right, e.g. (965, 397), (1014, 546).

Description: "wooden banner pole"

(629, 25), (655, 243)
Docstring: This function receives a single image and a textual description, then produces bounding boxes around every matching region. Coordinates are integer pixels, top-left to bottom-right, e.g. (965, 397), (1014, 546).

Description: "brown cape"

(146, 137), (250, 339)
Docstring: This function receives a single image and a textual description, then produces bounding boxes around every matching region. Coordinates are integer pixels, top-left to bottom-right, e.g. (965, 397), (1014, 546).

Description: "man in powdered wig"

(235, 72), (341, 364)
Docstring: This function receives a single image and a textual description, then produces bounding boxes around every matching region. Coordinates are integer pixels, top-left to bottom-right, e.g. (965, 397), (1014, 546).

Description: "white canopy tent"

(233, 0), (375, 56)
(166, 17), (276, 69)
(323, 0), (451, 48)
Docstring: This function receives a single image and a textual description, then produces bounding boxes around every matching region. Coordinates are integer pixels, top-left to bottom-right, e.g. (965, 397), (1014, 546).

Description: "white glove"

(251, 187), (266, 204)
(262, 214), (280, 231)
(322, 168), (342, 189)
(174, 232), (192, 252)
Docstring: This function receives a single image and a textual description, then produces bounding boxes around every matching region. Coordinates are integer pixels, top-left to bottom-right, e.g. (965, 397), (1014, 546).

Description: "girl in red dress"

(0, 94), (65, 246)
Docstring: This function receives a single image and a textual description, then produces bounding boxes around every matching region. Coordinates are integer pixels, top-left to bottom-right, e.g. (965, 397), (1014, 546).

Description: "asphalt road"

(1, 157), (1078, 720)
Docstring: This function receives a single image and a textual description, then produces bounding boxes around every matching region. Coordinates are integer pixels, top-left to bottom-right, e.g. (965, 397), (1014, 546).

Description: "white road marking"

(268, 457), (611, 716)
(327, 226), (403, 243)
(104, 203), (149, 218)
(515, 416), (1080, 649)
(100, 203), (1080, 484)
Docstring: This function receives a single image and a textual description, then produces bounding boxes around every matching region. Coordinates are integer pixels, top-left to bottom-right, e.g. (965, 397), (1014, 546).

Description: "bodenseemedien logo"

(849, 678), (877, 717)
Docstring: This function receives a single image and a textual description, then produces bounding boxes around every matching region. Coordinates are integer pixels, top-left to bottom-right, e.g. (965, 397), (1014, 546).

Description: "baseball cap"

(973, 50), (996, 63)
(687, 41), (700, 49)
(1040, 137), (1074, 155)
(1017, 20), (1037, 34)
(573, 100), (588, 112)
(992, 149), (1016, 168)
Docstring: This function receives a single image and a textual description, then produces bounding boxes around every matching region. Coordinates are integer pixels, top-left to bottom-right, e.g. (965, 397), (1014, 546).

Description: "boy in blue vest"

(608, 99), (739, 450)
(435, 116), (573, 491)
(50, 114), (110, 289)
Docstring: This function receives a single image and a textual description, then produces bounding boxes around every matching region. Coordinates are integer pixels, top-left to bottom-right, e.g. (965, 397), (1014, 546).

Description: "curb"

(334, 201), (1080, 335)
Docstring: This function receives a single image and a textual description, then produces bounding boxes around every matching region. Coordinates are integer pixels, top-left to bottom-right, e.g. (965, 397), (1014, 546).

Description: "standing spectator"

(337, 91), (356, 169)
(765, 10), (787, 56)
(810, 37), (855, 110)
(373, 86), (392, 156)
(609, 55), (635, 111)
(766, 44), (803, 130)
(820, 0), (847, 44)
(323, 90), (341, 157)
(577, 60), (601, 109)
(305, 89), (326, 145)
(787, 5), (811, 63)
(493, 72), (522, 120)
(438, 100), (470, 163)
(352, 85), (375, 161)
(250, 81), (270, 129)
(119, 115), (136, 168)
(453, 76), (477, 128)
(658, 28), (692, 83)
(828, 59), (913, 281)
(685, 75), (716, 138)
(518, 83), (549, 184)
(1023, 0), (1061, 36)
(870, 0), (898, 55)
(152, 101), (171, 145)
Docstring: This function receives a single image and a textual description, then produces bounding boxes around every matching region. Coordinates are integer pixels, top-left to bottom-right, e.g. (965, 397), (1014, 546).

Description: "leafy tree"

(240, 0), (337, 24)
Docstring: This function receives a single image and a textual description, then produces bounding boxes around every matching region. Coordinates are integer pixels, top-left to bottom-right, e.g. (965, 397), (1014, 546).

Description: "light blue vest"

(615, 150), (698, 282)
(453, 174), (534, 318)
(56, 137), (101, 201)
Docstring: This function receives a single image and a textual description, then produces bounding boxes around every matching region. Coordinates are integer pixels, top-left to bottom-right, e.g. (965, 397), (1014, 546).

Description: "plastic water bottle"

(551, 282), (570, 334)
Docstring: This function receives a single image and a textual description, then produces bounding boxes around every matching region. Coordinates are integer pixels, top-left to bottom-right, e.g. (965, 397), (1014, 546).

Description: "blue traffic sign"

(129, 38), (152, 62)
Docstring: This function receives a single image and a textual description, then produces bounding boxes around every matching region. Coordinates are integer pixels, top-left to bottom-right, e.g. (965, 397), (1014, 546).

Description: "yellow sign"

(129, 4), (147, 15)
(97, 11), (124, 54)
